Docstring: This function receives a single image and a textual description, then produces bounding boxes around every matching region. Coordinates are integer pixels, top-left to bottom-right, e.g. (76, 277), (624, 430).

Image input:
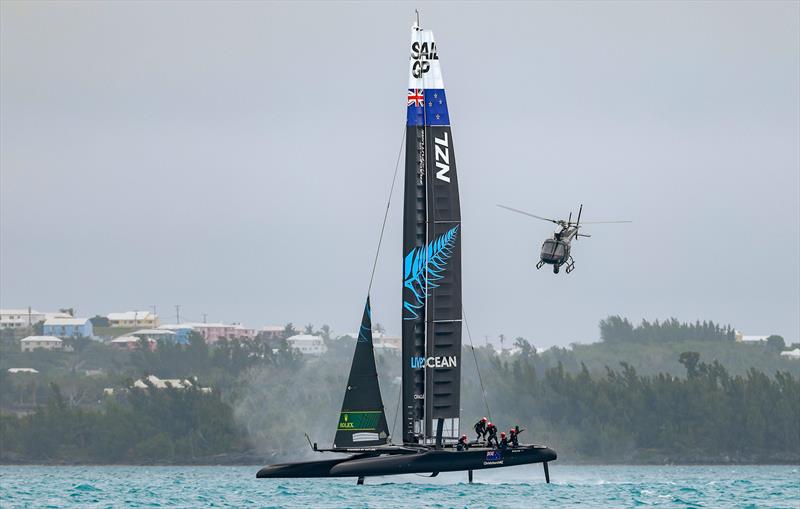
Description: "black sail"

(402, 22), (462, 443)
(333, 297), (390, 448)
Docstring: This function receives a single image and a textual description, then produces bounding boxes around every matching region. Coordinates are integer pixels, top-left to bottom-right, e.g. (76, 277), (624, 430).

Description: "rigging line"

(463, 307), (492, 421)
(367, 124), (406, 296)
(390, 382), (402, 443)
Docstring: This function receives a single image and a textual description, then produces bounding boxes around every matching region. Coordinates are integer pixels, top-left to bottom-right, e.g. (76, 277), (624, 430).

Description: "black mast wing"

(402, 20), (462, 445)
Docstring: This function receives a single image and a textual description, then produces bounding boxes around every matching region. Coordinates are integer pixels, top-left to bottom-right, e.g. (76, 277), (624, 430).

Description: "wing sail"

(402, 20), (462, 444)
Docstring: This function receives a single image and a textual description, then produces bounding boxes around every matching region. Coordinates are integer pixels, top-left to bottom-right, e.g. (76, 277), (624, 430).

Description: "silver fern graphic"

(403, 225), (459, 319)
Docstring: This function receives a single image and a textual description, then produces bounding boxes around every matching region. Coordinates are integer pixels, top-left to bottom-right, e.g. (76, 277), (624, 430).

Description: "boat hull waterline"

(256, 445), (557, 478)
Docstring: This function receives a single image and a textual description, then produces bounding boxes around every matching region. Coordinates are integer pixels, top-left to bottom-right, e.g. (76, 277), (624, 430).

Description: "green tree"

(766, 335), (786, 352)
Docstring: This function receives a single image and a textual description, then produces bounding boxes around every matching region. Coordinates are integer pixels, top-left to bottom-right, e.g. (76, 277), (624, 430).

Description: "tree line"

(0, 381), (247, 463)
(468, 347), (798, 463)
(1, 319), (797, 464)
(600, 316), (738, 343)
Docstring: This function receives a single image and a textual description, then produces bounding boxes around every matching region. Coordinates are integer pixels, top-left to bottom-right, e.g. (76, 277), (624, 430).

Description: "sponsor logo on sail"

(337, 411), (381, 431)
(410, 355), (458, 369)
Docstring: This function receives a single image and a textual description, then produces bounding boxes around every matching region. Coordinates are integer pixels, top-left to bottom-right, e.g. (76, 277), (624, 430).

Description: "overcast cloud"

(1, 1), (798, 346)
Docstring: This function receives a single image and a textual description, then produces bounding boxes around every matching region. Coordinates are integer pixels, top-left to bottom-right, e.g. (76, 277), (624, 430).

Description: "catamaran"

(257, 15), (557, 484)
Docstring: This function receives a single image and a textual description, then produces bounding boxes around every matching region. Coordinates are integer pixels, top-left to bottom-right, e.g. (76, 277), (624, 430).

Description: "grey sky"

(2, 1), (798, 347)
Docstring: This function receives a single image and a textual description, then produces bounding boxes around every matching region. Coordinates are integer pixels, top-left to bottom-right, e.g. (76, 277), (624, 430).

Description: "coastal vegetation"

(0, 317), (797, 464)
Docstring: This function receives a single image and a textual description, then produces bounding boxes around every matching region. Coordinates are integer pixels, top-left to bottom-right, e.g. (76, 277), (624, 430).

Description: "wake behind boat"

(257, 14), (557, 484)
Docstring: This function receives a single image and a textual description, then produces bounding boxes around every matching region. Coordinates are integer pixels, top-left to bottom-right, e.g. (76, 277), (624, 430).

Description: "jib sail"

(333, 297), (390, 448)
(401, 19), (462, 444)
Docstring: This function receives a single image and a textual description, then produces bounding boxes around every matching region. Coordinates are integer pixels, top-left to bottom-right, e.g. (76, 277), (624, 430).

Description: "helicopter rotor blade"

(576, 220), (632, 224)
(497, 205), (559, 224)
(576, 204), (583, 229)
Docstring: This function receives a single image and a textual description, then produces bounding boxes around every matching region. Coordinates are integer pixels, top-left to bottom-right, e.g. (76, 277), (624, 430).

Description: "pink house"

(189, 323), (256, 344)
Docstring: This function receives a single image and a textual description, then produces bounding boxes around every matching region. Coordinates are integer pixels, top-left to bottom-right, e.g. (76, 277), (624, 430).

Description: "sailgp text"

(411, 41), (438, 78)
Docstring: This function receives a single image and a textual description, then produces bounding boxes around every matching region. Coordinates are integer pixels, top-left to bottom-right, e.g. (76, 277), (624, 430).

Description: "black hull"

(256, 445), (556, 479)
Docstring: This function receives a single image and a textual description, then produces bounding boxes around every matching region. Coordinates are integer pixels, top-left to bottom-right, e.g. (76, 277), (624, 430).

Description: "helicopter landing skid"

(536, 260), (545, 270)
(565, 257), (576, 274)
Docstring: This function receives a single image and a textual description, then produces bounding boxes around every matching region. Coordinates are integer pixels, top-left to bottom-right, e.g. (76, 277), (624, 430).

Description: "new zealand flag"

(407, 88), (450, 126)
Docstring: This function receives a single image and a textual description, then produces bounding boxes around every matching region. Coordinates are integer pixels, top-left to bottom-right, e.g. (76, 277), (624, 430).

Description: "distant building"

(133, 375), (210, 392)
(735, 330), (770, 343)
(130, 328), (177, 344)
(188, 322), (256, 344)
(110, 336), (156, 351)
(286, 334), (327, 355)
(107, 311), (159, 328)
(8, 368), (39, 374)
(260, 325), (285, 341)
(373, 332), (401, 351)
(1, 309), (45, 329)
(20, 335), (63, 352)
(340, 331), (400, 351)
(43, 317), (93, 339)
(1, 309), (70, 330)
(105, 375), (211, 396)
(158, 324), (194, 345)
(780, 348), (800, 360)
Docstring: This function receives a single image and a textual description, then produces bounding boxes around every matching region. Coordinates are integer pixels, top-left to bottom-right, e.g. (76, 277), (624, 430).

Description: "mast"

(402, 16), (462, 445)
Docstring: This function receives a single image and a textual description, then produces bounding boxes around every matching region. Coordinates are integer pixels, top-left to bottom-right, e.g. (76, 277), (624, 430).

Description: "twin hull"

(256, 446), (557, 479)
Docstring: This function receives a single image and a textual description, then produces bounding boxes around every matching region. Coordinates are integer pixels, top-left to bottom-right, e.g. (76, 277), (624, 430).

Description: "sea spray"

(231, 339), (403, 460)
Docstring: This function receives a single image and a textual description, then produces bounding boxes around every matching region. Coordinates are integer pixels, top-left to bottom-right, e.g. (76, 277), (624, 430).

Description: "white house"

(780, 348), (800, 360)
(20, 335), (63, 352)
(1, 309), (45, 329)
(8, 368), (39, 374)
(106, 375), (211, 396)
(107, 311), (159, 328)
(286, 334), (327, 355)
(132, 375), (211, 392)
(339, 331), (400, 351)
(131, 329), (176, 343)
(373, 332), (401, 351)
(735, 330), (770, 343)
(110, 336), (156, 351)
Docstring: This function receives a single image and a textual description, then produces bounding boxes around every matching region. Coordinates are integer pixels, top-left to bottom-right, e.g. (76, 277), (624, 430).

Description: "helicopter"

(498, 204), (631, 274)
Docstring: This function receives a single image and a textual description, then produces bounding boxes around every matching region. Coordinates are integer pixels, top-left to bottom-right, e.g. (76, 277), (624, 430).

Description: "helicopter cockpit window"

(542, 240), (565, 258)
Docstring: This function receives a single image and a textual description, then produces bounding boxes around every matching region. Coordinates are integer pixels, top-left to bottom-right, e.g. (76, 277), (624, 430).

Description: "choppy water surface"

(0, 465), (797, 508)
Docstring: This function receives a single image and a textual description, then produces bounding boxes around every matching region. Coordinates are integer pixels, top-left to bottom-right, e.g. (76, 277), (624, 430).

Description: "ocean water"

(0, 465), (797, 508)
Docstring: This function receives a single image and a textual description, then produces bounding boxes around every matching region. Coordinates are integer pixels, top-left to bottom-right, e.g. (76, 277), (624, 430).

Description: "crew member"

(457, 434), (469, 451)
(486, 421), (499, 447)
(498, 432), (509, 450)
(509, 426), (524, 447)
(474, 417), (488, 441)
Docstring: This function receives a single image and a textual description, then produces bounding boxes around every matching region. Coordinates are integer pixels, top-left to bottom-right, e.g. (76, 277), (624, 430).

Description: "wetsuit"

(499, 437), (509, 450)
(474, 420), (486, 441)
(486, 424), (499, 447)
